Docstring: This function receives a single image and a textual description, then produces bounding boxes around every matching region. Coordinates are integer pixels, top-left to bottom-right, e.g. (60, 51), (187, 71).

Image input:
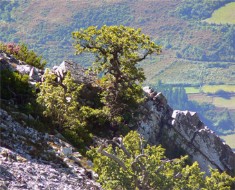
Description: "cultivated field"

(213, 97), (235, 109)
(204, 2), (235, 24)
(220, 133), (235, 150)
(186, 85), (235, 109)
(202, 85), (235, 93)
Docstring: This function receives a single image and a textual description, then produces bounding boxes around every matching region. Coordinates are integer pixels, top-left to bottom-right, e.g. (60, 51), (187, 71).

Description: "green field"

(188, 94), (235, 109)
(204, 2), (235, 24)
(188, 94), (213, 103)
(220, 133), (235, 150)
(186, 85), (235, 109)
(202, 85), (235, 93)
(185, 85), (235, 94)
(185, 87), (201, 94)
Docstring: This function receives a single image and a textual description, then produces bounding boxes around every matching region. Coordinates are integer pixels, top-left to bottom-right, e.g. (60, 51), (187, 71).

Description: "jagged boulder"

(52, 60), (95, 84)
(139, 86), (235, 175)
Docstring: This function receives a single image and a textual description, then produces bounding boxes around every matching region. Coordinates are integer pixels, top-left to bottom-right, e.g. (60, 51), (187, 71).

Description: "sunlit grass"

(204, 2), (235, 24)
(185, 85), (235, 94)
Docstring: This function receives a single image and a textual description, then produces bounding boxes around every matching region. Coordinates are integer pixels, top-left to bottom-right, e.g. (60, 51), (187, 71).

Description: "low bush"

(0, 42), (46, 69)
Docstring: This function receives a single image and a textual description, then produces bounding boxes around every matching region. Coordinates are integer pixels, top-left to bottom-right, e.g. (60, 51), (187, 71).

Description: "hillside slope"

(0, 108), (101, 189)
(1, 53), (234, 189)
(0, 0), (234, 84)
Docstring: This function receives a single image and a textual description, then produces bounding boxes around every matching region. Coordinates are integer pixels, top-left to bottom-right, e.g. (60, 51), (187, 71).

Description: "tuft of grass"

(204, 2), (235, 24)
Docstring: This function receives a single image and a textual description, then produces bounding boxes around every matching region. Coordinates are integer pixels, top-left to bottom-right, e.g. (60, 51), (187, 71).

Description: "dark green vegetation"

(88, 131), (235, 190)
(0, 43), (46, 116)
(0, 69), (34, 110)
(0, 0), (19, 22)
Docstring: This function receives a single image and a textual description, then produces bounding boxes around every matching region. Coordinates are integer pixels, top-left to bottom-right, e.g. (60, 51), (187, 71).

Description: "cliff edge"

(139, 86), (235, 175)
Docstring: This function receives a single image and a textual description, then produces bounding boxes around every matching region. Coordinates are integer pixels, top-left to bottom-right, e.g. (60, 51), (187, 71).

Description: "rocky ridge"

(1, 52), (235, 189)
(139, 86), (235, 175)
(0, 108), (101, 190)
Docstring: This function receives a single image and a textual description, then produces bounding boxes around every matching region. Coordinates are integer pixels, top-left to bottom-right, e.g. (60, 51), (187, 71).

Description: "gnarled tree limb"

(97, 144), (127, 171)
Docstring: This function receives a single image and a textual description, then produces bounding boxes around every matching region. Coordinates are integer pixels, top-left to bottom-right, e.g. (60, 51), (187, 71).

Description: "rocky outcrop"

(1, 53), (235, 182)
(139, 86), (235, 175)
(0, 109), (101, 190)
(0, 51), (44, 84)
(52, 60), (95, 84)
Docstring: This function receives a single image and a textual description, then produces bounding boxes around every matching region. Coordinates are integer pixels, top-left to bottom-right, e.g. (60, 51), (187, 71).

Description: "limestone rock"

(0, 108), (101, 189)
(52, 60), (95, 84)
(139, 87), (235, 175)
(0, 51), (44, 83)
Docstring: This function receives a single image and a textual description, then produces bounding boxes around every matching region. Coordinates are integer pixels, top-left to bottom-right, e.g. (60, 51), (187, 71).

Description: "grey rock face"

(139, 86), (235, 175)
(0, 52), (44, 83)
(0, 109), (101, 189)
(51, 60), (95, 84)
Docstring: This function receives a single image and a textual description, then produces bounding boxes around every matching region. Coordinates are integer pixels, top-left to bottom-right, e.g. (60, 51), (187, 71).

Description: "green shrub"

(88, 131), (235, 190)
(0, 42), (46, 69)
(0, 69), (34, 104)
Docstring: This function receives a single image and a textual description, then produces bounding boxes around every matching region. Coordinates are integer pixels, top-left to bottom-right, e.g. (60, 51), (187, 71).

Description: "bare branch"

(97, 144), (127, 171)
(131, 154), (149, 190)
(113, 137), (131, 158)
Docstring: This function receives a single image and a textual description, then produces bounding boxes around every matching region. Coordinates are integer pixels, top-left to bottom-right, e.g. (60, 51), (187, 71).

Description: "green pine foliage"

(36, 69), (106, 146)
(0, 69), (35, 110)
(88, 131), (235, 190)
(72, 25), (161, 128)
